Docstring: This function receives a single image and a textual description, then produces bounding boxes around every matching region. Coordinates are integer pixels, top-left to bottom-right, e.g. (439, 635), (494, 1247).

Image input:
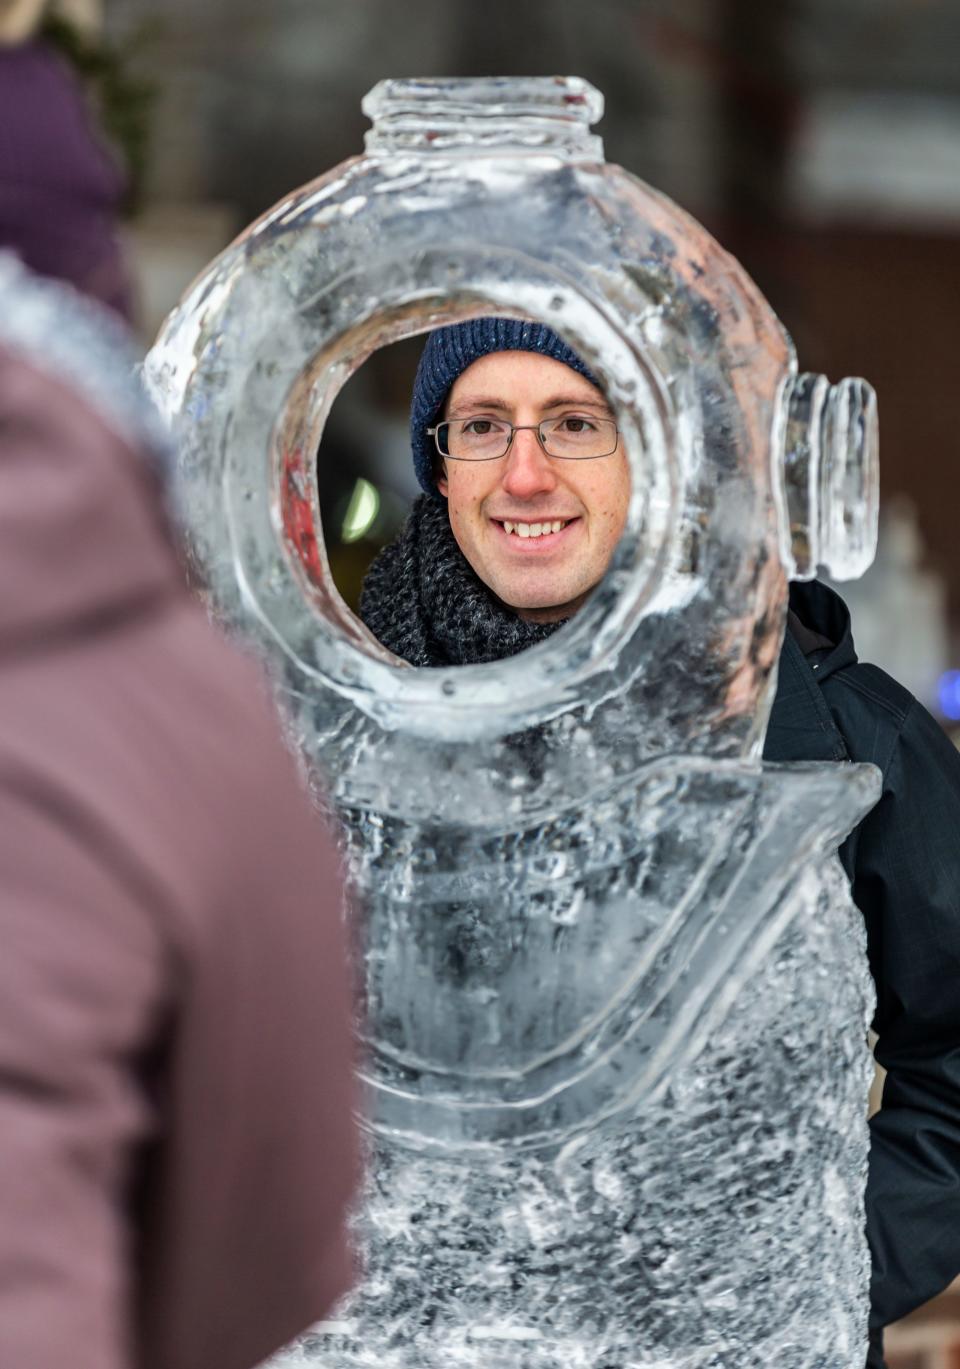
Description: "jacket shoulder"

(825, 659), (915, 724)
(820, 659), (917, 769)
(772, 578), (919, 773)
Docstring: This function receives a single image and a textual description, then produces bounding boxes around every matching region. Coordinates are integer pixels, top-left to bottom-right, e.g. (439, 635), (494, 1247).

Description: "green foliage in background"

(40, 15), (158, 215)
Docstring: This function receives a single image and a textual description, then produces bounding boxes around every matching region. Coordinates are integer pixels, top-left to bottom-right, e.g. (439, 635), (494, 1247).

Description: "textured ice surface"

(268, 768), (877, 1369)
(144, 77), (881, 1369)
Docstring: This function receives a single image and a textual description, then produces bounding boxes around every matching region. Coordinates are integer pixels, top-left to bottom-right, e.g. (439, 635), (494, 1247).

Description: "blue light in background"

(938, 671), (960, 721)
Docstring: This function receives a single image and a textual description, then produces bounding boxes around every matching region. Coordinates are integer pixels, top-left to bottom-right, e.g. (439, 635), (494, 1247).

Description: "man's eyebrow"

(539, 393), (613, 414)
(445, 393), (613, 417)
(445, 396), (512, 417)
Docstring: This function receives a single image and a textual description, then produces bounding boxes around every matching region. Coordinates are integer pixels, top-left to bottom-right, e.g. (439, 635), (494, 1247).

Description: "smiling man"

(359, 318), (629, 662)
(434, 345), (629, 623)
(359, 315), (960, 1369)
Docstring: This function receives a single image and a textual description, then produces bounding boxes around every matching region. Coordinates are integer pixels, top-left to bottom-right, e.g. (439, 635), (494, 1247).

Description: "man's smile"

(490, 516), (581, 548)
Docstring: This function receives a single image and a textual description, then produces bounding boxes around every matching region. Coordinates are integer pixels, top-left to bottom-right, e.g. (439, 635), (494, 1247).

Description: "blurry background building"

(4, 0), (957, 1360)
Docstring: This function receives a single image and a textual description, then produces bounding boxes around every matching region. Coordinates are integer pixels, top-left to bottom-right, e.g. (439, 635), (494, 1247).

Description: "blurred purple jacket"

(0, 38), (132, 316)
(0, 336), (359, 1368)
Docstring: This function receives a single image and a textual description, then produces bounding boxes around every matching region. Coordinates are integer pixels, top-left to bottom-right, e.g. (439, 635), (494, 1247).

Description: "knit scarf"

(358, 495), (566, 667)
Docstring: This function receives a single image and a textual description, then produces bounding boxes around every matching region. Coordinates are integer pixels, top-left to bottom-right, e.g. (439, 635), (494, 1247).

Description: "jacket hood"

(788, 579), (859, 683)
(0, 257), (181, 654)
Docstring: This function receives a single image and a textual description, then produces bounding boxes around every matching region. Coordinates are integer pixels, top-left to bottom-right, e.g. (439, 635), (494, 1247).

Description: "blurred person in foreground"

(0, 254), (359, 1369)
(0, 0), (134, 318)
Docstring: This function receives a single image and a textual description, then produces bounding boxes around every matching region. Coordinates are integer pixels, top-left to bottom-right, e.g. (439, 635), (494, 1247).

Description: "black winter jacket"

(767, 580), (960, 1369)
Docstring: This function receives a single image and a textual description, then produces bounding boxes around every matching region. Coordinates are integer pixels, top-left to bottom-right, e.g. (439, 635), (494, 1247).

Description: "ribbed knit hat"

(410, 317), (600, 499)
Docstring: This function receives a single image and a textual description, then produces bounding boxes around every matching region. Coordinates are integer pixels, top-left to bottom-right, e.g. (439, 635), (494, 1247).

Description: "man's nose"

(500, 427), (558, 499)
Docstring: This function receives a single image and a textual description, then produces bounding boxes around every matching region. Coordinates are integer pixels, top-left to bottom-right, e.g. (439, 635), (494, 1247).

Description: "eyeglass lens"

(439, 417), (618, 460)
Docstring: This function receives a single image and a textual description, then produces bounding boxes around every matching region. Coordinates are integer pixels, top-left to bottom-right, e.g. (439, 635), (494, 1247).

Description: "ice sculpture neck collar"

(359, 495), (565, 667)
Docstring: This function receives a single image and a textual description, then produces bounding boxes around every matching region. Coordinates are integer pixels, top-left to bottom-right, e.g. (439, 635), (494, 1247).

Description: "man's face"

(436, 351), (631, 623)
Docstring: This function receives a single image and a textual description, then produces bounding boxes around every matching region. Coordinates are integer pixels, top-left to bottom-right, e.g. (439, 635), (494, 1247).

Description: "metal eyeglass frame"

(427, 418), (620, 462)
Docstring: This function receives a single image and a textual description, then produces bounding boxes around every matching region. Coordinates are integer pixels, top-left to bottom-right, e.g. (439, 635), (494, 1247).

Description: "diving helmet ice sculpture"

(145, 79), (882, 1368)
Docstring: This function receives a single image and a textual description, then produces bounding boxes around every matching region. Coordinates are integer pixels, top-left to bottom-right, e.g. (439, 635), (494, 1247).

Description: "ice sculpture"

(145, 78), (881, 1368)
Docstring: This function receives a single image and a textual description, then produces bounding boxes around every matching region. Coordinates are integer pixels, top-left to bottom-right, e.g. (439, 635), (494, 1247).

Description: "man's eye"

(463, 419), (496, 435)
(558, 415), (597, 433)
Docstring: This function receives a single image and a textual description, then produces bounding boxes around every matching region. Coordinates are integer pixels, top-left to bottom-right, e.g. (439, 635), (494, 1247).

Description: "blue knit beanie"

(410, 317), (601, 500)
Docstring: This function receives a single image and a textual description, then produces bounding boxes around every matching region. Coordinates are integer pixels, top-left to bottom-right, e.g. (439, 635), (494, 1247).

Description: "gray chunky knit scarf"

(359, 495), (565, 667)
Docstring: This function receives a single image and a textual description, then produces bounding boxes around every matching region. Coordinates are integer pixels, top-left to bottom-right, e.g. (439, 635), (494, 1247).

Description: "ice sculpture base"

(269, 762), (877, 1369)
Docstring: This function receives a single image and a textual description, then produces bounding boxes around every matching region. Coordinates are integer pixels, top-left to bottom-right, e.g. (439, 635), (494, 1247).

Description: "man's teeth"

(501, 520), (568, 538)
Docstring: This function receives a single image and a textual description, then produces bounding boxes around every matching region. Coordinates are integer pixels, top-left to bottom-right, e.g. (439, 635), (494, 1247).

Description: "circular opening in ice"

(229, 259), (678, 737)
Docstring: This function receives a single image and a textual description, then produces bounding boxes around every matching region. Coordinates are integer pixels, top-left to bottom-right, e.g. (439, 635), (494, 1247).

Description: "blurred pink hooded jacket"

(0, 274), (359, 1369)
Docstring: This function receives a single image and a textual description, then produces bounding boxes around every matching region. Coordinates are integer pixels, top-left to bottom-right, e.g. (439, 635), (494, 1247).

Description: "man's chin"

(494, 581), (591, 625)
(461, 545), (592, 622)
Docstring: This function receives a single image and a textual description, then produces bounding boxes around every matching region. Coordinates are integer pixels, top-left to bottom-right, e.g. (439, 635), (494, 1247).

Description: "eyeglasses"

(428, 415), (620, 462)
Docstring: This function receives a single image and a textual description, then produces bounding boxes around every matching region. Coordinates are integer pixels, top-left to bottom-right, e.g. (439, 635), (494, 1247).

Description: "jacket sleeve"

(848, 697), (960, 1327)
(0, 773), (167, 1369)
(134, 695), (361, 1369)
